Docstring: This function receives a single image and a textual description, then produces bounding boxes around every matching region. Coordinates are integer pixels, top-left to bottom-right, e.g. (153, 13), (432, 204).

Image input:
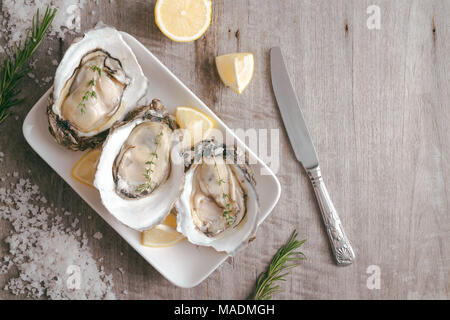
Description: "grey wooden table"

(0, 0), (449, 299)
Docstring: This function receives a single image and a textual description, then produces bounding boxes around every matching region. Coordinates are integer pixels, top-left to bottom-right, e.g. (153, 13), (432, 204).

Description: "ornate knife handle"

(306, 166), (355, 265)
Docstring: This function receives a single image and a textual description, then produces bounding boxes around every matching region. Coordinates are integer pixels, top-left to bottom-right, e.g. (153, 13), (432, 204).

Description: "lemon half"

(155, 0), (212, 42)
(216, 52), (254, 94)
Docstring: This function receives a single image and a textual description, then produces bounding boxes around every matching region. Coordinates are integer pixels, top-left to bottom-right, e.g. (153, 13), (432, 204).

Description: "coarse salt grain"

(1, 1), (87, 53)
(0, 177), (116, 299)
(93, 232), (103, 240)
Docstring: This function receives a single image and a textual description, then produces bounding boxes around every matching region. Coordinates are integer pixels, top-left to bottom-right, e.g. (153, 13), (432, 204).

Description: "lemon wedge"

(161, 211), (178, 229)
(141, 212), (185, 247)
(216, 52), (254, 94)
(155, 0), (212, 42)
(175, 106), (214, 149)
(72, 149), (101, 187)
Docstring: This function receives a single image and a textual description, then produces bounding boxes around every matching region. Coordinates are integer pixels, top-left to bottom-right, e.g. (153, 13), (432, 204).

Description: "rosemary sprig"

(248, 230), (306, 300)
(0, 6), (57, 123)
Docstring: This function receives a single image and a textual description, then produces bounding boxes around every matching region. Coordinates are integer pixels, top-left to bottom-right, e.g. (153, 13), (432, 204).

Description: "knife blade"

(270, 46), (355, 265)
(269, 46), (318, 169)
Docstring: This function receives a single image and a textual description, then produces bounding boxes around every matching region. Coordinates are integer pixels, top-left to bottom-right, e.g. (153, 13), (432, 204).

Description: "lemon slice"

(216, 52), (254, 94)
(175, 106), (214, 149)
(142, 213), (185, 247)
(155, 0), (212, 42)
(72, 149), (101, 187)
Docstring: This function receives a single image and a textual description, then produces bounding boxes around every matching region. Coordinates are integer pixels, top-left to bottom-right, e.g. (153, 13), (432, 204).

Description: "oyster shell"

(94, 99), (185, 231)
(48, 27), (148, 151)
(176, 140), (260, 255)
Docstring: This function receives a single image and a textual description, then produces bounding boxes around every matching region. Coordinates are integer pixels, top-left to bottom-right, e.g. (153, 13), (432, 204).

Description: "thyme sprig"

(90, 65), (102, 76)
(212, 155), (235, 226)
(78, 65), (102, 113)
(78, 78), (97, 113)
(0, 6), (57, 123)
(248, 230), (306, 300)
(136, 131), (164, 193)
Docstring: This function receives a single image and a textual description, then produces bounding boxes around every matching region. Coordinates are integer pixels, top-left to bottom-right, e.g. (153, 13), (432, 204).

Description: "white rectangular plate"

(22, 32), (281, 288)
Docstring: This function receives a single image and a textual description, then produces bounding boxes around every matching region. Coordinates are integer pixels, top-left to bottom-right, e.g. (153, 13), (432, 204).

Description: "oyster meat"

(94, 100), (185, 231)
(176, 140), (260, 255)
(48, 27), (148, 150)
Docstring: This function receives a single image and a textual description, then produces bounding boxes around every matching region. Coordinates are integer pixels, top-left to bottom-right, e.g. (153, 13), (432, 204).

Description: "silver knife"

(270, 47), (355, 265)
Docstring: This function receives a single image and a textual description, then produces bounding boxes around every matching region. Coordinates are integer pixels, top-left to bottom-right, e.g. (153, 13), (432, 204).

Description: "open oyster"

(176, 140), (260, 255)
(47, 27), (148, 150)
(94, 100), (185, 231)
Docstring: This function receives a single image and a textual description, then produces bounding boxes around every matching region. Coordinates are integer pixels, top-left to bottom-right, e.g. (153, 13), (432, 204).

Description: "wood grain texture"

(0, 0), (449, 299)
